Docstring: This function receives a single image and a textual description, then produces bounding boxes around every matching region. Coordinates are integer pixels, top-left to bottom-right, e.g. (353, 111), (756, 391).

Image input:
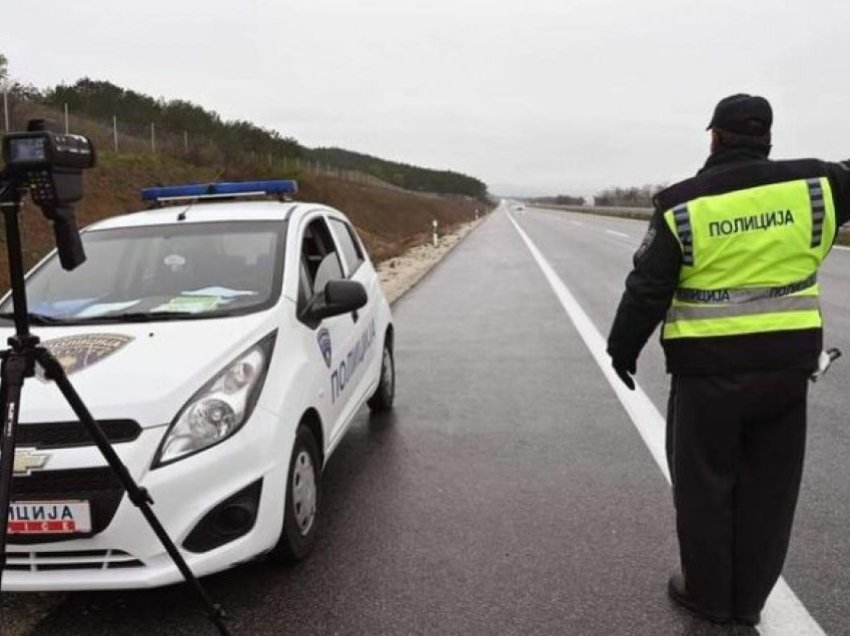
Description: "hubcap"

(291, 450), (316, 535)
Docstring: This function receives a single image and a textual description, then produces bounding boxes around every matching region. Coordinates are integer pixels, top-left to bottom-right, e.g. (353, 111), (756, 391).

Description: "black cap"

(706, 94), (772, 136)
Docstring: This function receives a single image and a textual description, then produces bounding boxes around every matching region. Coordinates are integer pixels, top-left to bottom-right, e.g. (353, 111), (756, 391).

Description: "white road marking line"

(570, 220), (583, 226)
(605, 229), (630, 238)
(507, 212), (825, 636)
(507, 212), (669, 480)
(832, 244), (850, 252)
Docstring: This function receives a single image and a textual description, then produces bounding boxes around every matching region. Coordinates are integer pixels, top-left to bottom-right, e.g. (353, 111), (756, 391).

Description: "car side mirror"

(309, 279), (367, 322)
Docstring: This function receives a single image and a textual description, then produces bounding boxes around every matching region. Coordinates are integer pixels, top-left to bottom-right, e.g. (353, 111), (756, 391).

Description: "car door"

(326, 214), (381, 414)
(295, 214), (359, 449)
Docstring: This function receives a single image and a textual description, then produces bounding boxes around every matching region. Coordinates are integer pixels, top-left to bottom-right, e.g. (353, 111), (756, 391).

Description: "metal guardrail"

(528, 203), (653, 220)
(529, 203), (850, 245)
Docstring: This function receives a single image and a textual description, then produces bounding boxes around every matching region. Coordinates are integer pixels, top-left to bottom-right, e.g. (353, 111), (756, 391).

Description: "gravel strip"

(377, 217), (484, 304)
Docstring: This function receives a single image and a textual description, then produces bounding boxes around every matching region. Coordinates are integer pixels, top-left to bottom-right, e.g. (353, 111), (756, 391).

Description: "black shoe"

(667, 574), (733, 624)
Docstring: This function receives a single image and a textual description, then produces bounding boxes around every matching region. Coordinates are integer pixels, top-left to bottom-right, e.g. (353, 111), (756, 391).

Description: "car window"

(0, 221), (286, 322)
(328, 218), (365, 275)
(299, 217), (343, 304)
(314, 254), (343, 293)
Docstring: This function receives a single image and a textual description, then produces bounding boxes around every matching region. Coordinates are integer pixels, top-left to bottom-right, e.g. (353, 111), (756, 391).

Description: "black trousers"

(665, 370), (809, 618)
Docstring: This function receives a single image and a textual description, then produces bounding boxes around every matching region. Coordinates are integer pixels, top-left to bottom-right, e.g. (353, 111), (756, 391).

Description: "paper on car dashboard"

(152, 295), (223, 313)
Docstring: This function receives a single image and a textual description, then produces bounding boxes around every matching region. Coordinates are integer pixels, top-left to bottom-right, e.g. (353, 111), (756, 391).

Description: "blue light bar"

(141, 180), (298, 202)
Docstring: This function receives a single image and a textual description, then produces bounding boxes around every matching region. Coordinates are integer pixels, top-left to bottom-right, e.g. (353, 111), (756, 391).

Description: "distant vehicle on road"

(0, 180), (395, 590)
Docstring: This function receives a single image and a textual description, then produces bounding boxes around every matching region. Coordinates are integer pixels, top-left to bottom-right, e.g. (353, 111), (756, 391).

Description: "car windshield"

(0, 221), (286, 324)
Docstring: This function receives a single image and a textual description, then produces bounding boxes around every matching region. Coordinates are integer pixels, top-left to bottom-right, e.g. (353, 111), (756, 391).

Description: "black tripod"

(0, 187), (231, 634)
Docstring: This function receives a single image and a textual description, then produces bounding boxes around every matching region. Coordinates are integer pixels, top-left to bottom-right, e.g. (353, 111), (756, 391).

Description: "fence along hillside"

(2, 79), (487, 198)
(0, 98), (487, 290)
(3, 98), (404, 191)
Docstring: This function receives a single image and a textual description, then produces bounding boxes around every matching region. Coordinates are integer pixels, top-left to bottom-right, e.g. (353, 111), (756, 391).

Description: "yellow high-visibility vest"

(662, 176), (836, 340)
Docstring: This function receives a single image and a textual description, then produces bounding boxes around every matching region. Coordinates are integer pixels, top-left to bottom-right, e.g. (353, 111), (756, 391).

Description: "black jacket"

(607, 149), (850, 375)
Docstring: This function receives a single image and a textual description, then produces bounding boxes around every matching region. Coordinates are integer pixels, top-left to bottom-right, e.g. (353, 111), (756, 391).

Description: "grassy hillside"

(19, 78), (487, 198)
(3, 152), (486, 293)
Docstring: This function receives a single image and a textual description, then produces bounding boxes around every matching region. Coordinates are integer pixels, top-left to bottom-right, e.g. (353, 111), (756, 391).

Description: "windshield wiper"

(0, 312), (71, 325)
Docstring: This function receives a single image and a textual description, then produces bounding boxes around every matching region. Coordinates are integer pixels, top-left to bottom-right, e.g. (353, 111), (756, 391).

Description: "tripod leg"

(35, 348), (232, 636)
(0, 352), (28, 596)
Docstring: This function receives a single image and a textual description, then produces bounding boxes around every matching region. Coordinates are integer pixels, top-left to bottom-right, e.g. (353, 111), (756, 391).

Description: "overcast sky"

(2, 0), (849, 197)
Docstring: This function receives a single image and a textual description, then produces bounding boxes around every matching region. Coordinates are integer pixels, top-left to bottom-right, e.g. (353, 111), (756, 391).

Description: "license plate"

(7, 501), (92, 534)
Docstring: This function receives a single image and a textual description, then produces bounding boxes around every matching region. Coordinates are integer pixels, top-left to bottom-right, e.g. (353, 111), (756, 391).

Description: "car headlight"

(153, 331), (277, 467)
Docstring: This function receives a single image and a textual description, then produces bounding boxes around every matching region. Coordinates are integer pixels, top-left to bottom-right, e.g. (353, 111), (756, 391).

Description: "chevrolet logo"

(12, 450), (50, 476)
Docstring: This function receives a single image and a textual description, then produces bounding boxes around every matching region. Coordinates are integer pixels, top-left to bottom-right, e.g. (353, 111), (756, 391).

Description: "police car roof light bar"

(141, 179), (298, 202)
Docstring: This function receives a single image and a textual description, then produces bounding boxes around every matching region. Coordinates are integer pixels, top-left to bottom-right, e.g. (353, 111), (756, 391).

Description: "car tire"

(367, 339), (395, 412)
(268, 425), (321, 565)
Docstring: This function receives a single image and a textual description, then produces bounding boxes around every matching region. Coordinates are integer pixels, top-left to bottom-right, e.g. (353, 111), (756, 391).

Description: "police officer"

(606, 94), (850, 626)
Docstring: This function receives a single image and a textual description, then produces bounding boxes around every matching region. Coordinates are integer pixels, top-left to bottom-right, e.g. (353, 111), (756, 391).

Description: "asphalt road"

(21, 206), (850, 635)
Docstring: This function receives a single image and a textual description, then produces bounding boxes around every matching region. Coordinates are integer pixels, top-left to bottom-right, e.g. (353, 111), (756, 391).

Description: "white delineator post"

(432, 220), (439, 247)
(113, 115), (118, 152)
(64, 103), (69, 133)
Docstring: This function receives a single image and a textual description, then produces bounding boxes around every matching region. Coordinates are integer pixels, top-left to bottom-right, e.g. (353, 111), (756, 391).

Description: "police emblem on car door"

(317, 327), (332, 368)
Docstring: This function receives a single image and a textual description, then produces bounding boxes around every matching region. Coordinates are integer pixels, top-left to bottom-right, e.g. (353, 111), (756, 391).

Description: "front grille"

(5, 549), (144, 571)
(16, 420), (142, 449)
(9, 468), (125, 544)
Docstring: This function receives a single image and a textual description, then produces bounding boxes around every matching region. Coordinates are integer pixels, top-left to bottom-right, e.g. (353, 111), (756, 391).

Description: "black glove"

(611, 358), (636, 391)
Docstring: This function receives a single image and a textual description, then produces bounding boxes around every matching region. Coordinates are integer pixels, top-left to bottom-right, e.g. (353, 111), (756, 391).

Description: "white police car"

(0, 180), (395, 590)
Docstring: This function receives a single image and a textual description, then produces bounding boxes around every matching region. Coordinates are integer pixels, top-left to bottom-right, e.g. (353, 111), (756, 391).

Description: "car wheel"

(367, 339), (395, 412)
(268, 425), (321, 564)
